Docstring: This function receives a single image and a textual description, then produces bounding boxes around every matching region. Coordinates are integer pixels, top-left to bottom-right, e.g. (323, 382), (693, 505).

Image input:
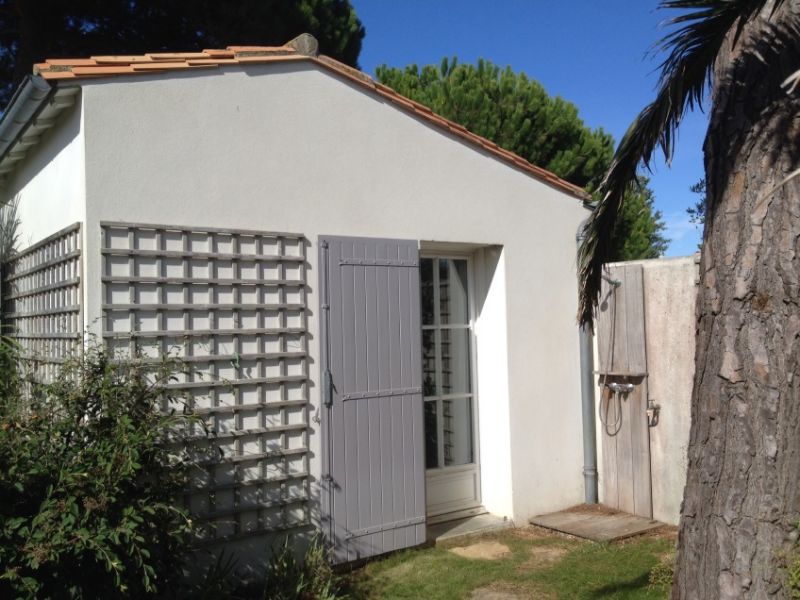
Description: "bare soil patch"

(450, 540), (511, 560)
(517, 524), (582, 542)
(521, 545), (569, 571)
(470, 583), (548, 599)
(617, 524), (678, 545)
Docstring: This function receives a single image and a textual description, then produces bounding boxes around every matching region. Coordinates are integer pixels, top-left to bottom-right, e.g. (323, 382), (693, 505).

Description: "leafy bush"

(0, 334), (23, 413)
(0, 342), (198, 598)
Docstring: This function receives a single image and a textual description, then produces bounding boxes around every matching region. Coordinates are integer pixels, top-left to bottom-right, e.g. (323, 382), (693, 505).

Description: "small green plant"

(181, 550), (242, 600)
(0, 334), (23, 411)
(788, 523), (800, 598)
(0, 342), (199, 599)
(263, 535), (345, 600)
(648, 552), (675, 589)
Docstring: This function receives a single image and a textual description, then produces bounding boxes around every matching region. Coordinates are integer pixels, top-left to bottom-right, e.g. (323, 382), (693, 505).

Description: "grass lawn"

(348, 526), (676, 599)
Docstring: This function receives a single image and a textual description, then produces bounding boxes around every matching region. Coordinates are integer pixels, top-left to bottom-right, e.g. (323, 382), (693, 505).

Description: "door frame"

(420, 249), (483, 519)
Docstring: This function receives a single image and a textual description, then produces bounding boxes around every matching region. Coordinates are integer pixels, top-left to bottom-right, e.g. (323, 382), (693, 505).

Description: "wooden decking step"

(529, 505), (662, 542)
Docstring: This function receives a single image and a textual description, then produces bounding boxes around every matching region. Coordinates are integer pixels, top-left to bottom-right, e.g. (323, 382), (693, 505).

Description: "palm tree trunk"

(673, 4), (800, 597)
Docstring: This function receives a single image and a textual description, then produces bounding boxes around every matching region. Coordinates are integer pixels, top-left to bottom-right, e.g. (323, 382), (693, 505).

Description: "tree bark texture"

(673, 2), (800, 598)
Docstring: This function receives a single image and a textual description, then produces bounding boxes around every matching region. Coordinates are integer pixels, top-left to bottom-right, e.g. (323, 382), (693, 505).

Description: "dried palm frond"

(0, 195), (20, 265)
(577, 0), (785, 327)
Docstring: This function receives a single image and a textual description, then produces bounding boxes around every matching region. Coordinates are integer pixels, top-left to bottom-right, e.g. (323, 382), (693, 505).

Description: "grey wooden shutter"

(319, 235), (426, 563)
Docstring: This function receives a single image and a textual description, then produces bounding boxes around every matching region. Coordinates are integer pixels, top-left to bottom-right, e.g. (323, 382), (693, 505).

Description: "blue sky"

(350, 0), (706, 256)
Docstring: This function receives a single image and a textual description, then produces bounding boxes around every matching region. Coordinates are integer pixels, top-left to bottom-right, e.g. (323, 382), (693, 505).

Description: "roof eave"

(0, 77), (80, 194)
(6, 42), (592, 203)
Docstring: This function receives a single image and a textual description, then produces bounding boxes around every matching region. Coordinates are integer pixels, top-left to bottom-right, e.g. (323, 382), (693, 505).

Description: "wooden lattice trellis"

(101, 222), (310, 544)
(2, 223), (82, 383)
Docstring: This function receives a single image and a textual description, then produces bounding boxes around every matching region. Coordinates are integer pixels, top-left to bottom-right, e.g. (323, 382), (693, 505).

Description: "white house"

(0, 34), (591, 564)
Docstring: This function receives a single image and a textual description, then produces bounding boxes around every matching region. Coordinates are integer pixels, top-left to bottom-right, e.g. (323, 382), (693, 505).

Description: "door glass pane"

(424, 401), (439, 468)
(420, 258), (435, 325)
(439, 259), (469, 325)
(440, 328), (471, 395)
(442, 398), (473, 466)
(422, 329), (437, 396)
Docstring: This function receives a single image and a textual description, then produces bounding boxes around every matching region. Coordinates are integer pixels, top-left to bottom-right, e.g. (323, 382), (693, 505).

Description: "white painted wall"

(472, 247), (513, 518)
(61, 61), (588, 525)
(641, 256), (696, 525)
(5, 98), (86, 250)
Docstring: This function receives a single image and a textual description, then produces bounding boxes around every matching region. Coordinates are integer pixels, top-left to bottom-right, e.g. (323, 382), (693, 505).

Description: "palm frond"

(577, 0), (783, 327)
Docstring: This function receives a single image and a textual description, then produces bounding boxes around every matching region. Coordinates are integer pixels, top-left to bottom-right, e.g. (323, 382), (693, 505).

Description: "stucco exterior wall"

(65, 62), (588, 525)
(641, 256), (697, 525)
(5, 98), (86, 250)
(595, 255), (697, 525)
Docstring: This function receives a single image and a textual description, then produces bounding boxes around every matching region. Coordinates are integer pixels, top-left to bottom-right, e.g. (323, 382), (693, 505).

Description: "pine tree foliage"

(0, 0), (365, 107)
(613, 178), (670, 260)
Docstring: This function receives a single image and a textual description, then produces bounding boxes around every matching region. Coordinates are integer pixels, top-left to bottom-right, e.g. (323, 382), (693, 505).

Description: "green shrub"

(0, 334), (23, 411)
(0, 342), (199, 599)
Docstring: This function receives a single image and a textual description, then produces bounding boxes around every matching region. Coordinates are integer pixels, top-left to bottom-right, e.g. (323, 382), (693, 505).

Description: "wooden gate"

(596, 263), (652, 518)
(319, 235), (426, 563)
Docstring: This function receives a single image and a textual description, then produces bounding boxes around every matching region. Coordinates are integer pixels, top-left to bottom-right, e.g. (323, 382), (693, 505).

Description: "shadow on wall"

(8, 97), (82, 249)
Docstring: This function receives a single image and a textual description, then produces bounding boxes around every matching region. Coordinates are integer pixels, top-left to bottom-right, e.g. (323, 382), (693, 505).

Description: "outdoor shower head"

(601, 274), (622, 288)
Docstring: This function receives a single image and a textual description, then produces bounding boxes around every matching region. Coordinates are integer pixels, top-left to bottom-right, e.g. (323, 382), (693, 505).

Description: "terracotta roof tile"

(147, 52), (211, 60)
(32, 41), (589, 200)
(226, 45), (290, 52)
(234, 54), (306, 64)
(44, 58), (99, 67)
(388, 95), (416, 111)
(91, 56), (156, 64)
(38, 71), (77, 80)
(203, 49), (236, 58)
(187, 58), (240, 66)
(131, 61), (193, 71)
(71, 65), (136, 76)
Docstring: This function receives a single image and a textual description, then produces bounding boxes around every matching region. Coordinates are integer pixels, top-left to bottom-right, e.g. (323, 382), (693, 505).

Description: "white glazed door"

(420, 255), (482, 520)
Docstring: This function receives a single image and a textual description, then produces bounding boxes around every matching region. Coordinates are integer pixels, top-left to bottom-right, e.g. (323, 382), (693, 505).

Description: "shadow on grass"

(585, 572), (657, 598)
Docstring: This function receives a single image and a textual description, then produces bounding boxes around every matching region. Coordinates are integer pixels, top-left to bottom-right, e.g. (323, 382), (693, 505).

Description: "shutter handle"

(323, 368), (334, 407)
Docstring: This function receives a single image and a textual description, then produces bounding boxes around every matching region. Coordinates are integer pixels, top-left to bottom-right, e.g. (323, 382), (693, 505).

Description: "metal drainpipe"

(577, 220), (598, 504)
